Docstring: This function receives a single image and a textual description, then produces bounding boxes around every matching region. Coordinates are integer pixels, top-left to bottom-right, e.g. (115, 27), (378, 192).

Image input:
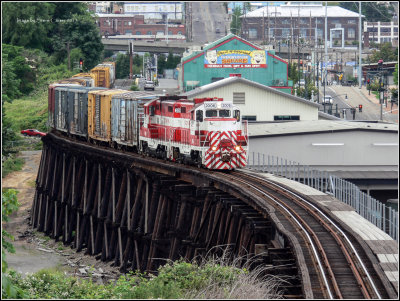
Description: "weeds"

(5, 245), (286, 299)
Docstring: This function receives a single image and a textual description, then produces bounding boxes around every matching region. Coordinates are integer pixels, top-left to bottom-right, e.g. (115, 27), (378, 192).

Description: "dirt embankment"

(3, 150), (121, 282)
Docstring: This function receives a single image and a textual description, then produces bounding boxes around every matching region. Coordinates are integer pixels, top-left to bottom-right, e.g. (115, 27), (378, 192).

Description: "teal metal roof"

(182, 33), (263, 62)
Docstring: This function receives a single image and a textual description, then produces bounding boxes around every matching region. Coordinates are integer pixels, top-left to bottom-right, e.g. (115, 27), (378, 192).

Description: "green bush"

(130, 84), (139, 91)
(2, 156), (24, 178)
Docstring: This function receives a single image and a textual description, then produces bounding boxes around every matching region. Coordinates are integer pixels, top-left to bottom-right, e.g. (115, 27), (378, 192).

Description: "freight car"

(49, 88), (248, 170)
(50, 85), (107, 138)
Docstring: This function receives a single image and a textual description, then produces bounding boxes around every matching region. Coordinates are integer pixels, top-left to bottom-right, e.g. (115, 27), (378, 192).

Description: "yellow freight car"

(90, 66), (111, 88)
(72, 73), (97, 87)
(87, 89), (129, 143)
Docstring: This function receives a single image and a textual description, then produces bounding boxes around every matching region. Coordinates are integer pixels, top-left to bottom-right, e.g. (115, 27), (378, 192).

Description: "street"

(319, 84), (398, 123)
(191, 2), (229, 44)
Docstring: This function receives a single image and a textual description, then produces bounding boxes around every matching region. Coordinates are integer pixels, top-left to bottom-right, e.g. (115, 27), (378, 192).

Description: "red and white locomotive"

(140, 96), (248, 170)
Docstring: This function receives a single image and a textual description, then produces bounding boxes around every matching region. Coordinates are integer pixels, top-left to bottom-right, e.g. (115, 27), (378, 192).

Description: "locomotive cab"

(193, 98), (248, 170)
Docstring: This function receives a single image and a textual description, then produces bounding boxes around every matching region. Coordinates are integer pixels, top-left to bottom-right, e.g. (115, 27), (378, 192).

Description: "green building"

(178, 33), (293, 93)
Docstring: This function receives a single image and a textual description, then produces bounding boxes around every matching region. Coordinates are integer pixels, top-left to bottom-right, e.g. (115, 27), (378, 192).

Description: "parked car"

(144, 81), (155, 91)
(21, 129), (46, 137)
(322, 95), (333, 104)
(341, 80), (354, 86)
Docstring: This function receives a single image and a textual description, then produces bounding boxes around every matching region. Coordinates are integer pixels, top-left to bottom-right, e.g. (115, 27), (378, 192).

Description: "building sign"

(204, 50), (268, 68)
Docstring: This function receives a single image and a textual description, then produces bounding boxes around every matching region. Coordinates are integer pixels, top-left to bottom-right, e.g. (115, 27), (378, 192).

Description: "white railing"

(247, 152), (398, 241)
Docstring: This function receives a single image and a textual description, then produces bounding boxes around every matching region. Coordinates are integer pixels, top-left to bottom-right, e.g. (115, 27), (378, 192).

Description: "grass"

(3, 88), (49, 133)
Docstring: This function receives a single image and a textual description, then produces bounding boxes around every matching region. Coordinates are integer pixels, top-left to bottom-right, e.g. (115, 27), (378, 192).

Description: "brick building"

(96, 14), (186, 37)
(240, 3), (362, 48)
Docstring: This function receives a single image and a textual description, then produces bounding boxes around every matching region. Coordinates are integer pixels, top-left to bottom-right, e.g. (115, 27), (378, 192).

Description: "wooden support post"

(145, 180), (149, 233)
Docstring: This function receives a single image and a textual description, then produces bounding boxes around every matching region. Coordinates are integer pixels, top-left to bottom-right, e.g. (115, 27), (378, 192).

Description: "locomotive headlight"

(211, 146), (218, 151)
(235, 145), (241, 152)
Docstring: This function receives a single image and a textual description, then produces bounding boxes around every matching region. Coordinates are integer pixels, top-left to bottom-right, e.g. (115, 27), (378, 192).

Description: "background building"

(96, 14), (186, 37)
(240, 2), (362, 48)
(178, 33), (292, 93)
(182, 76), (319, 121)
(363, 21), (399, 47)
(123, 2), (184, 22)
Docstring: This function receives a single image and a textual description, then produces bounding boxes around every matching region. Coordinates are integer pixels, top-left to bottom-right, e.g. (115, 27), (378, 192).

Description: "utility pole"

(67, 41), (71, 71)
(358, 1), (362, 89)
(324, 1), (328, 108)
(129, 41), (134, 79)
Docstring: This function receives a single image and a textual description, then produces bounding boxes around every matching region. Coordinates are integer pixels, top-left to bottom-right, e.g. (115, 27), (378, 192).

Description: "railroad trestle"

(30, 133), (300, 295)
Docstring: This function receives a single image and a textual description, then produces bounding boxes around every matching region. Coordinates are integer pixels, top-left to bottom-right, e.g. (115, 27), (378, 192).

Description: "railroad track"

(31, 133), (396, 299)
(217, 170), (391, 299)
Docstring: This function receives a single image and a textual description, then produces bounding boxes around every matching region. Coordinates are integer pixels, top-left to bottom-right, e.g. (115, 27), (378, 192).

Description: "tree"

(2, 44), (36, 97)
(2, 2), (55, 51)
(393, 64), (398, 86)
(230, 6), (242, 35)
(369, 43), (398, 63)
(51, 13), (104, 70)
(339, 2), (394, 22)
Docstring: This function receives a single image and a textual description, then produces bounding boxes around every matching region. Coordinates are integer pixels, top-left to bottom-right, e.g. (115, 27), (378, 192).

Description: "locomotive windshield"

(205, 109), (231, 118)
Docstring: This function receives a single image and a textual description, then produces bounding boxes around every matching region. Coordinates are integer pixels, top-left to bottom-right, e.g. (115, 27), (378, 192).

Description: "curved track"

(30, 132), (395, 299)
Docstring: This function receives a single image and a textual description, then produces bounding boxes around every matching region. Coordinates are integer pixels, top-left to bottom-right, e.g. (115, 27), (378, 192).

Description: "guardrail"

(247, 152), (398, 241)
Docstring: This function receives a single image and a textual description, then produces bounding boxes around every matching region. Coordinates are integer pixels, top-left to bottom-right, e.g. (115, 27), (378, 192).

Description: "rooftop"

(243, 4), (363, 18)
(248, 120), (398, 137)
(181, 76), (320, 108)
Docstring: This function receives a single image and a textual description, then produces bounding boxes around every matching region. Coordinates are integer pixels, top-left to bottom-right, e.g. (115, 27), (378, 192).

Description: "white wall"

(186, 82), (319, 121)
(249, 130), (398, 167)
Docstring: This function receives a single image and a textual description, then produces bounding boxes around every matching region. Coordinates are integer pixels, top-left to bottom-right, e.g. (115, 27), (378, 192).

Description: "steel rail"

(223, 174), (337, 299)
(238, 171), (382, 299)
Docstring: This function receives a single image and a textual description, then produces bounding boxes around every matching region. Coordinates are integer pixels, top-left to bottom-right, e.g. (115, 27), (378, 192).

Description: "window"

(168, 106), (173, 112)
(181, 107), (186, 114)
(267, 28), (274, 37)
(242, 116), (256, 121)
(300, 19), (308, 25)
(282, 19), (290, 25)
(128, 21), (132, 26)
(177, 31), (182, 35)
(316, 19), (323, 24)
(300, 28), (307, 37)
(219, 110), (231, 117)
(206, 110), (218, 117)
(348, 28), (355, 39)
(282, 28), (290, 37)
(234, 110), (240, 121)
(126, 30), (132, 34)
(118, 21), (121, 26)
(381, 28), (391, 33)
(335, 23), (342, 28)
(136, 31), (141, 35)
(249, 28), (258, 39)
(124, 21), (128, 26)
(368, 27), (378, 32)
(331, 19), (340, 24)
(317, 28), (323, 38)
(147, 31), (152, 35)
(332, 30), (341, 38)
(196, 110), (203, 122)
(233, 92), (245, 104)
(274, 115), (300, 121)
(104, 21), (107, 26)
(348, 19), (356, 24)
